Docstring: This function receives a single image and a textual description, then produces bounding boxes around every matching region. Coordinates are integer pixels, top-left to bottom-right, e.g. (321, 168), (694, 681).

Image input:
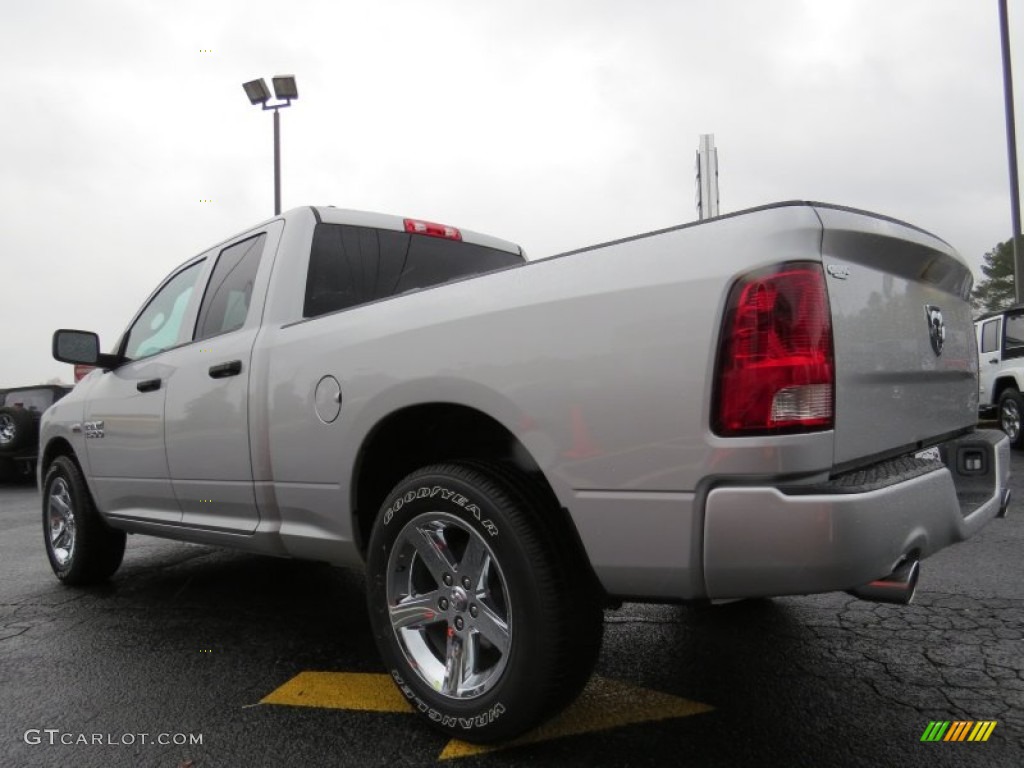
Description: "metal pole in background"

(242, 76), (296, 217)
(274, 107), (282, 217)
(696, 134), (720, 221)
(1000, 0), (1023, 302)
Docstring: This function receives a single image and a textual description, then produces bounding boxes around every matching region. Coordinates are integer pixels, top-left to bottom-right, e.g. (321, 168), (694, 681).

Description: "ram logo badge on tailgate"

(925, 305), (945, 356)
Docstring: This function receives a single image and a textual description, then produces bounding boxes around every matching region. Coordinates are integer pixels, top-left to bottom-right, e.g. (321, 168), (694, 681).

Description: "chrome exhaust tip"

(848, 558), (920, 605)
(998, 488), (1011, 519)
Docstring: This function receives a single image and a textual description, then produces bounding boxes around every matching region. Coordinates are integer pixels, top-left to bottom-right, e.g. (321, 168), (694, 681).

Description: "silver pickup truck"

(41, 202), (1010, 742)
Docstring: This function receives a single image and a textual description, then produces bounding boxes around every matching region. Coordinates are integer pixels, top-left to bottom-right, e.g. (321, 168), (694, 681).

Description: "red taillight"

(713, 262), (834, 435)
(403, 218), (462, 241)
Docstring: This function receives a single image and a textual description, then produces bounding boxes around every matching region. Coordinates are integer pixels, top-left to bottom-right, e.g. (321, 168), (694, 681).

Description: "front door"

(84, 259), (207, 523)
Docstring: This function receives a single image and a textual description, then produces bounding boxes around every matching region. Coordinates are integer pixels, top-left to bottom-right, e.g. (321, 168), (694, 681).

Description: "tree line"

(972, 239), (1016, 314)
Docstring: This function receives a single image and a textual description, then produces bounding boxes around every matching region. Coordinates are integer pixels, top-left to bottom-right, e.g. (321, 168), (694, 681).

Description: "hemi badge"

(826, 265), (850, 280)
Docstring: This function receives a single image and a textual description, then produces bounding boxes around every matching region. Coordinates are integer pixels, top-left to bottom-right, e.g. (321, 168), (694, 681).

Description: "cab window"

(304, 224), (522, 318)
(123, 261), (205, 360)
(194, 234), (266, 341)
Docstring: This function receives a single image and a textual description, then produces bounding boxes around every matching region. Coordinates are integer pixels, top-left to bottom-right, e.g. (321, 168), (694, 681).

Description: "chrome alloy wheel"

(47, 477), (77, 567)
(1002, 398), (1022, 443)
(0, 413), (14, 445)
(386, 512), (512, 699)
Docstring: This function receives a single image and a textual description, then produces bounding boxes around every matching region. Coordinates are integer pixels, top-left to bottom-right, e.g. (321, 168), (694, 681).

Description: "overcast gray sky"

(2, 0), (1021, 386)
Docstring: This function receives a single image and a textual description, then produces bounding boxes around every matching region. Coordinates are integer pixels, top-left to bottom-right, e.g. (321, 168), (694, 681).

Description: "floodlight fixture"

(242, 78), (271, 105)
(272, 75), (299, 101)
(243, 74), (300, 216)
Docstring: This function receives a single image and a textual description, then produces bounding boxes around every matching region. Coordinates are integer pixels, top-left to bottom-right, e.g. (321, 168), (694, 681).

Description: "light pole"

(243, 75), (298, 216)
(999, 1), (1023, 303)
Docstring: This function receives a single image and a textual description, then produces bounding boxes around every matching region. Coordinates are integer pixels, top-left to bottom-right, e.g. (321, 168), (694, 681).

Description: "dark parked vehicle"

(0, 385), (71, 481)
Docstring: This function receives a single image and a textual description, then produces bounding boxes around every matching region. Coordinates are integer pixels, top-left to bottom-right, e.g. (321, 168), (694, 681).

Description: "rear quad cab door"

(165, 223), (282, 533)
(84, 259), (208, 523)
(977, 315), (1003, 407)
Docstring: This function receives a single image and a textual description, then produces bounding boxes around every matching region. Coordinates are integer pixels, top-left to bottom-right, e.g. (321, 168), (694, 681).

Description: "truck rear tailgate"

(814, 205), (978, 467)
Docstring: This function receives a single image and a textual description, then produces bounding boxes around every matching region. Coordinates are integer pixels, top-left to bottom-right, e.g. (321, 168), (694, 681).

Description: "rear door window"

(304, 224), (522, 318)
(1003, 314), (1024, 359)
(980, 318), (1001, 354)
(194, 234), (267, 341)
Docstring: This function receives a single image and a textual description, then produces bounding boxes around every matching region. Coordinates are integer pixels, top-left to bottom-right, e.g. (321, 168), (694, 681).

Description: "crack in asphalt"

(0, 624), (30, 641)
(807, 593), (1024, 742)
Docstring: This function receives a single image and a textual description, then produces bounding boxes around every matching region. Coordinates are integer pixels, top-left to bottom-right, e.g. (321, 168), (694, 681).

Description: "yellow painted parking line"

(261, 672), (713, 759)
(439, 676), (713, 759)
(260, 671), (413, 713)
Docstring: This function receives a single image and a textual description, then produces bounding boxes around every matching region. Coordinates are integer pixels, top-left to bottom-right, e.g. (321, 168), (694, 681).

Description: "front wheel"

(998, 389), (1024, 448)
(42, 456), (126, 584)
(366, 462), (602, 743)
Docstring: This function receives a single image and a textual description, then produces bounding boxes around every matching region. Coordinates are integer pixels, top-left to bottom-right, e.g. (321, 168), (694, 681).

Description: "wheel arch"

(39, 437), (78, 481)
(993, 374), (1024, 402)
(351, 403), (600, 593)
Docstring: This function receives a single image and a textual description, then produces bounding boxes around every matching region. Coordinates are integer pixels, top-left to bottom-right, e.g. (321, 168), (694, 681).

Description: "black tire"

(457, 459), (604, 716)
(0, 458), (15, 483)
(0, 406), (38, 455)
(998, 389), (1024, 448)
(366, 462), (603, 743)
(42, 455), (126, 585)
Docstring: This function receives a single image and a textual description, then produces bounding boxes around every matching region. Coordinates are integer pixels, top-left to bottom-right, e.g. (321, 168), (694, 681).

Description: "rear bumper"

(702, 430), (1010, 599)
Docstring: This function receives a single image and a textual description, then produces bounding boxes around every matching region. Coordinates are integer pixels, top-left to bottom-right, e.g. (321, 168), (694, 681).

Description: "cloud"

(1, 0), (1020, 385)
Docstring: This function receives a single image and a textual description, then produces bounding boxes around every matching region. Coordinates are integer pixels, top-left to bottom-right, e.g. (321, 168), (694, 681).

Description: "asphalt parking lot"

(2, 457), (1023, 768)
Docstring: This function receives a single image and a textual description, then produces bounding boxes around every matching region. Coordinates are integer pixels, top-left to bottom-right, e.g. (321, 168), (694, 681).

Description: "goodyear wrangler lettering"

(390, 670), (505, 728)
(383, 486), (499, 536)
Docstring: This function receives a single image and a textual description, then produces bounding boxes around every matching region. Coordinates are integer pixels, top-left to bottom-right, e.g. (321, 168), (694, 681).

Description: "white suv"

(976, 306), (1024, 447)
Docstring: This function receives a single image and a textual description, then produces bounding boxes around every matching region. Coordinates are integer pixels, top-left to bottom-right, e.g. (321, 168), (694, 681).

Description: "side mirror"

(52, 329), (120, 370)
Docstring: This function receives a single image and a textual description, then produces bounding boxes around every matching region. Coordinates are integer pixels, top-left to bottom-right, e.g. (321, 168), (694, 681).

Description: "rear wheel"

(998, 389), (1024, 448)
(42, 456), (126, 584)
(366, 462), (602, 743)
